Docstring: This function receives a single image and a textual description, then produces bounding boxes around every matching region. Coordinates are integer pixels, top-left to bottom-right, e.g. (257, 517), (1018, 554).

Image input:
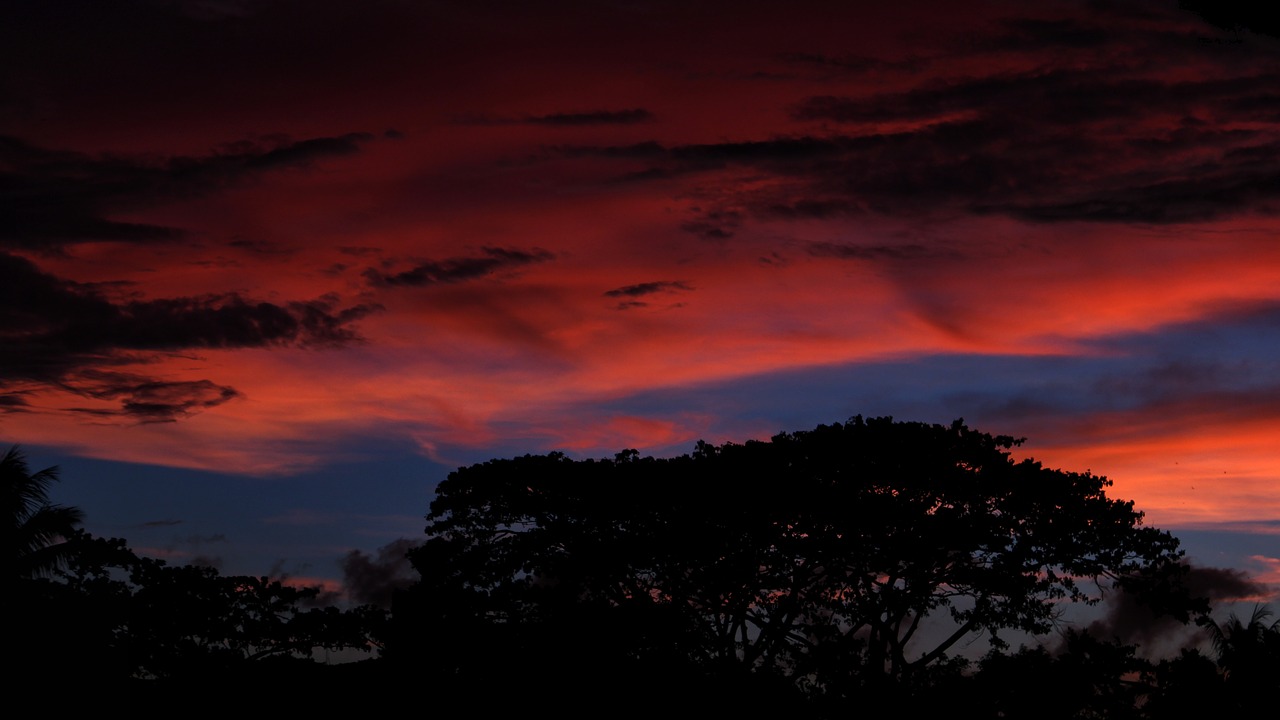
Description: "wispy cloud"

(364, 247), (555, 288)
(0, 133), (374, 252)
(458, 108), (655, 126)
(603, 280), (693, 298)
(0, 252), (377, 420)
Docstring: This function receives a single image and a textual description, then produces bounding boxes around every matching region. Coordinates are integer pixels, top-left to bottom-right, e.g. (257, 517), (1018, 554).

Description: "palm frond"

(4, 445), (82, 578)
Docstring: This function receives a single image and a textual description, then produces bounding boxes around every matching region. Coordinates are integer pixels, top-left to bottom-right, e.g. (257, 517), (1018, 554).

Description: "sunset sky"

(3, 0), (1277, 608)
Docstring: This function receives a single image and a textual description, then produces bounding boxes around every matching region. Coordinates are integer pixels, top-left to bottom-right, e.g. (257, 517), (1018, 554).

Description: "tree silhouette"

(3, 445), (391, 711)
(1198, 604), (1280, 711)
(4, 444), (84, 579)
(123, 556), (382, 679)
(1143, 648), (1224, 719)
(32, 531), (384, 681)
(1203, 604), (1279, 673)
(398, 417), (1193, 707)
(972, 631), (1150, 720)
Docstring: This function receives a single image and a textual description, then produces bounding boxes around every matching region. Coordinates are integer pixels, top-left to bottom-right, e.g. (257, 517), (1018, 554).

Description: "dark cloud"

(552, 141), (668, 159)
(556, 137), (855, 195)
(996, 144), (1280, 223)
(1186, 565), (1269, 599)
(0, 392), (31, 411)
(559, 130), (993, 218)
(69, 377), (241, 423)
(459, 109), (655, 127)
(338, 245), (382, 257)
(781, 15), (1120, 80)
(791, 58), (1280, 128)
(790, 68), (1155, 125)
(138, 519), (184, 528)
(340, 538), (420, 609)
(779, 51), (927, 75)
(758, 251), (789, 267)
(263, 559), (344, 606)
(1084, 564), (1268, 652)
(605, 280), (693, 310)
(604, 280), (693, 298)
(1180, 0), (1280, 38)
(235, 133), (369, 169)
(1, 253), (375, 360)
(761, 200), (857, 220)
(0, 132), (373, 251)
(0, 251), (376, 419)
(555, 54), (1280, 227)
(786, 69), (1280, 224)
(679, 222), (730, 240)
(1090, 361), (1229, 406)
(807, 241), (935, 261)
(984, 18), (1113, 51)
(364, 246), (555, 288)
(187, 554), (224, 570)
(957, 361), (1280, 437)
(165, 531), (230, 572)
(670, 137), (846, 165)
(680, 209), (742, 241)
(227, 238), (293, 256)
(524, 108), (655, 126)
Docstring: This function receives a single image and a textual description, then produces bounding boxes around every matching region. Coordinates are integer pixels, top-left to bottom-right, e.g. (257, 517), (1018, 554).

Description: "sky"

(3, 0), (1278, 615)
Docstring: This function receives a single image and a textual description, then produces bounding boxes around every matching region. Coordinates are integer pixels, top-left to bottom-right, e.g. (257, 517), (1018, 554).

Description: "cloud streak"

(603, 280), (693, 298)
(363, 247), (555, 288)
(524, 108), (655, 126)
(0, 251), (376, 420)
(1083, 563), (1270, 654)
(0, 133), (373, 251)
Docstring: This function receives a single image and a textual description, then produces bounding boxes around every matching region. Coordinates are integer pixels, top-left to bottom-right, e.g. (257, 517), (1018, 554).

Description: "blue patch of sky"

(32, 433), (446, 579)
(583, 302), (1280, 457)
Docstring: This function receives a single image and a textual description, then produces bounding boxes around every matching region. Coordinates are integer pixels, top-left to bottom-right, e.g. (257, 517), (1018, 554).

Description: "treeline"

(8, 446), (383, 710)
(8, 419), (1279, 715)
(17, 532), (383, 674)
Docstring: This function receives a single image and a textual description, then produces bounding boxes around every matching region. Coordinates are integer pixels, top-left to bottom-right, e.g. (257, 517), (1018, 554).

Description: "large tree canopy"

(404, 417), (1190, 701)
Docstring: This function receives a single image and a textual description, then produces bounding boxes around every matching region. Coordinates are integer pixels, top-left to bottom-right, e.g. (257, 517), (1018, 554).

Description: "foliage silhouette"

(1142, 648), (1225, 718)
(972, 631), (1150, 719)
(41, 531), (384, 680)
(398, 417), (1193, 706)
(12, 527), (387, 712)
(1197, 604), (1280, 711)
(2, 443), (385, 690)
(4, 444), (84, 579)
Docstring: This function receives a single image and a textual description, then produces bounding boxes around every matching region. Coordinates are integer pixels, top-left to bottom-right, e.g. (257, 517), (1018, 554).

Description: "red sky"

(2, 0), (1277, 602)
